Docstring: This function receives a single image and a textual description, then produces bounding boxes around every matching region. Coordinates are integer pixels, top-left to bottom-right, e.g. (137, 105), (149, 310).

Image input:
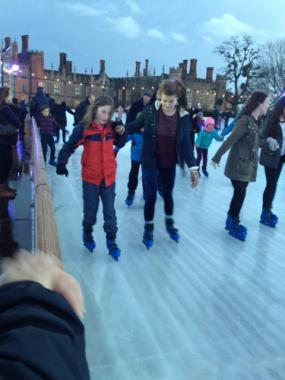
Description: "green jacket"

(212, 115), (259, 182)
(196, 129), (223, 149)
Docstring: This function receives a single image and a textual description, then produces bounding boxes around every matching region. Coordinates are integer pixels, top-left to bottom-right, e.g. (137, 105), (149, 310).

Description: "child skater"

(259, 95), (285, 227)
(195, 117), (223, 177)
(37, 105), (59, 165)
(56, 96), (126, 261)
(127, 79), (199, 249)
(211, 92), (269, 241)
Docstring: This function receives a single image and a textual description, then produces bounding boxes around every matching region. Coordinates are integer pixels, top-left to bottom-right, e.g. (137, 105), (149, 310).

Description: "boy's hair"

(159, 79), (188, 109)
(40, 105), (50, 112)
(82, 95), (114, 128)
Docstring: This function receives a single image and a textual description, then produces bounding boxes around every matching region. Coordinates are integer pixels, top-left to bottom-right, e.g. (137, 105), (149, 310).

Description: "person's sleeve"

(66, 106), (75, 116)
(196, 131), (201, 146)
(112, 123), (127, 148)
(2, 106), (21, 129)
(214, 130), (224, 141)
(126, 110), (146, 134)
(212, 117), (248, 164)
(221, 118), (236, 137)
(182, 116), (197, 168)
(259, 116), (269, 148)
(57, 125), (84, 165)
(0, 281), (90, 380)
(126, 103), (137, 123)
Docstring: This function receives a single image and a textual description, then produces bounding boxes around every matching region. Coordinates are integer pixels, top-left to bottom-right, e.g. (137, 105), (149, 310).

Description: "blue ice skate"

(165, 219), (180, 243)
(106, 240), (121, 261)
(225, 214), (247, 233)
(228, 218), (247, 241)
(83, 232), (96, 253)
(125, 191), (135, 207)
(143, 224), (154, 250)
(260, 210), (278, 228)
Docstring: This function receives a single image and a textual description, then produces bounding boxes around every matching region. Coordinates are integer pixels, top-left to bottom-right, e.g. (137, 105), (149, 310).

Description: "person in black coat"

(127, 80), (198, 249)
(0, 87), (21, 200)
(0, 250), (90, 380)
(30, 87), (50, 120)
(53, 101), (75, 143)
(74, 94), (95, 125)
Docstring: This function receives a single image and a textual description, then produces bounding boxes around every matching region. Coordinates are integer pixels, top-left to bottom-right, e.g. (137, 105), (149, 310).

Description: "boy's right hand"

(56, 164), (69, 177)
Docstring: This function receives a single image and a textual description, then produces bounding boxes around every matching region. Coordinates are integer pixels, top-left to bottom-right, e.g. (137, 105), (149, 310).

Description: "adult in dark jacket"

(53, 101), (75, 143)
(0, 250), (90, 380)
(74, 94), (95, 125)
(18, 99), (28, 137)
(127, 80), (198, 249)
(30, 86), (50, 120)
(0, 87), (21, 200)
(211, 92), (269, 241)
(259, 95), (285, 227)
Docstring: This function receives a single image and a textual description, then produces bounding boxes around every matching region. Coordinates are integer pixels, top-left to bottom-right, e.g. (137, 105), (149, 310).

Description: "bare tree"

(215, 35), (260, 112)
(251, 39), (285, 102)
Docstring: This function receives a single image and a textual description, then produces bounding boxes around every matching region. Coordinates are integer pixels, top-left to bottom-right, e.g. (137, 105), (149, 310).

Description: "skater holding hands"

(211, 92), (269, 241)
(56, 96), (126, 260)
(259, 95), (285, 227)
(127, 79), (198, 249)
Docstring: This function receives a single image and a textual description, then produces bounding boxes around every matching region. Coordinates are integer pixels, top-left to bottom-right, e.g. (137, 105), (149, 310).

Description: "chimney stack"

(4, 37), (11, 50)
(12, 41), (18, 59)
(99, 59), (105, 74)
(189, 59), (197, 78)
(135, 61), (141, 77)
(21, 35), (29, 54)
(206, 67), (214, 82)
(65, 60), (72, 75)
(182, 59), (188, 78)
(143, 59), (149, 77)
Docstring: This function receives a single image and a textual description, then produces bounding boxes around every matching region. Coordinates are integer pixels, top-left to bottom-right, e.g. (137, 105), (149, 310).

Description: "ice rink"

(47, 115), (285, 380)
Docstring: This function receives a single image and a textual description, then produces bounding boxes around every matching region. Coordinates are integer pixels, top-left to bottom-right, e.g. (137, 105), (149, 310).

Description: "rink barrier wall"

(31, 117), (62, 264)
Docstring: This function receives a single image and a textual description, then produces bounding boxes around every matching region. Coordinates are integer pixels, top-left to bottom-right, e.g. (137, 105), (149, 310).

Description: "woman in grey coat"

(211, 92), (269, 241)
(259, 95), (285, 227)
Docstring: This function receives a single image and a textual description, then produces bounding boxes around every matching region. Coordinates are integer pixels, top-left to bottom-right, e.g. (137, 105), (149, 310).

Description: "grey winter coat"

(259, 119), (283, 169)
(212, 115), (259, 182)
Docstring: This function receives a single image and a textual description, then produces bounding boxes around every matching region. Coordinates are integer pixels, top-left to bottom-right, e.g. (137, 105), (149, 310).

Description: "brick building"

(1, 35), (227, 110)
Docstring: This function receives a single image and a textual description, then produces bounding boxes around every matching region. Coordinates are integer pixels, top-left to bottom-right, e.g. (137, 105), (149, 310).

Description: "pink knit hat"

(204, 117), (215, 132)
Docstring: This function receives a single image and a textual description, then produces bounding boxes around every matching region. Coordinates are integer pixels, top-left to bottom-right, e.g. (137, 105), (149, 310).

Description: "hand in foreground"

(210, 160), (219, 169)
(56, 164), (69, 177)
(1, 250), (85, 318)
(190, 170), (199, 188)
(114, 125), (125, 135)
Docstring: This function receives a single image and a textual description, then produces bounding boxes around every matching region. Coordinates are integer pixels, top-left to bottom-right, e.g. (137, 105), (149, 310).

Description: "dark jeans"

(82, 180), (118, 238)
(196, 147), (208, 171)
(0, 144), (13, 183)
(128, 160), (140, 192)
(40, 134), (55, 162)
(55, 127), (66, 143)
(263, 154), (285, 210)
(142, 167), (176, 222)
(229, 180), (249, 218)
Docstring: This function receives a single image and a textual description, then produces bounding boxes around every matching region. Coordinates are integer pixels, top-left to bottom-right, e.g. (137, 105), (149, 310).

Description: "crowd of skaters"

(1, 79), (285, 379)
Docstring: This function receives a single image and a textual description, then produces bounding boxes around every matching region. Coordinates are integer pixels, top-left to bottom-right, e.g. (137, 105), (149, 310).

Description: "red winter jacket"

(57, 121), (126, 186)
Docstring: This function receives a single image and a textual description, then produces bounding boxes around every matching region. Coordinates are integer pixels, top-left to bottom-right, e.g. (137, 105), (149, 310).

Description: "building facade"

(1, 35), (227, 110)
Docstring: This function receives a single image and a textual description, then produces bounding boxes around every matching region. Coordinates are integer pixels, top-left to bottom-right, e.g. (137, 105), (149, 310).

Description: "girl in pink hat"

(195, 117), (223, 177)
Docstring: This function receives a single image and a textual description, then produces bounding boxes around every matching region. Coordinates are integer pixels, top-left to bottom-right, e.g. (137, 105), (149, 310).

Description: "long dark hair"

(159, 79), (188, 109)
(82, 95), (114, 128)
(266, 96), (285, 138)
(239, 91), (268, 119)
(0, 87), (9, 104)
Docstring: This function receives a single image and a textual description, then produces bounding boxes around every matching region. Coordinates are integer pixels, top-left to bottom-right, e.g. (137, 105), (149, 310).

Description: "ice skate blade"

(84, 241), (96, 253)
(260, 220), (277, 228)
(143, 239), (153, 250)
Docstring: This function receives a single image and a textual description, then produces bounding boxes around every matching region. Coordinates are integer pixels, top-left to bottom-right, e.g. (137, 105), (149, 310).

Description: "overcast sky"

(1, 0), (284, 78)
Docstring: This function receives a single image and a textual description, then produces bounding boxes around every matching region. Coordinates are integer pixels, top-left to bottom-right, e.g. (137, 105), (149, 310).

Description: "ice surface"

(46, 114), (285, 380)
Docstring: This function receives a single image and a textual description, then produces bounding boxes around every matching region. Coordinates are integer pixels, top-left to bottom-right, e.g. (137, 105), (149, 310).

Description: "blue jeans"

(82, 180), (118, 239)
(142, 167), (176, 222)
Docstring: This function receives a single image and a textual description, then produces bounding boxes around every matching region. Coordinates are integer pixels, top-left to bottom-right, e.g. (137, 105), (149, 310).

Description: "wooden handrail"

(31, 117), (61, 264)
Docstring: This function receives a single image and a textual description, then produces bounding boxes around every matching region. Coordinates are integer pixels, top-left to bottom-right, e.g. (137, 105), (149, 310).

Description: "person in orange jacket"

(56, 96), (126, 260)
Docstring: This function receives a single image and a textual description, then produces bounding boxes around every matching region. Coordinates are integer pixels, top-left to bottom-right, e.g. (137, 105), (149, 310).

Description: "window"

(54, 83), (60, 96)
(75, 86), (81, 97)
